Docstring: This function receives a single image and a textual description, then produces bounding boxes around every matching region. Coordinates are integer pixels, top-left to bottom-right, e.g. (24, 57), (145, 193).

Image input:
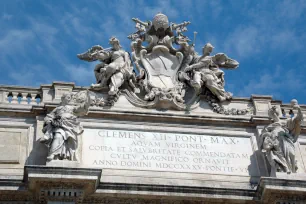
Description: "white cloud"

(0, 29), (35, 71)
(99, 16), (127, 45)
(208, 1), (223, 19)
(223, 0), (306, 59)
(275, 0), (306, 20)
(270, 30), (303, 52)
(1, 0), (305, 106)
(224, 26), (261, 58)
(0, 29), (34, 54)
(64, 63), (95, 85)
(8, 64), (52, 86)
(2, 13), (12, 20)
(236, 65), (306, 99)
(142, 0), (179, 19)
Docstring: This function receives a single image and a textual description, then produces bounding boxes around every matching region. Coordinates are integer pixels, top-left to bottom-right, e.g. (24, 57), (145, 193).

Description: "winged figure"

(184, 43), (239, 101)
(77, 37), (135, 96)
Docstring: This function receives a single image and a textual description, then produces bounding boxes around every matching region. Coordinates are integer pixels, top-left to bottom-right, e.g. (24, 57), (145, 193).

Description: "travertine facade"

(0, 13), (305, 204)
(0, 82), (305, 203)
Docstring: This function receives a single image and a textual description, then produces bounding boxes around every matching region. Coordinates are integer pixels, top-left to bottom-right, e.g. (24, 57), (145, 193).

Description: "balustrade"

(0, 86), (42, 105)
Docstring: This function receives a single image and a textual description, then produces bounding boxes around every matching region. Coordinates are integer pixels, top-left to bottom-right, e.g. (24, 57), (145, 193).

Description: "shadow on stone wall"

(26, 120), (48, 165)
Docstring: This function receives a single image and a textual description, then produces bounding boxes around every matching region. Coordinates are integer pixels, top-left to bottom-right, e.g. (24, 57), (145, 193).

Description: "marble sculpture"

(77, 13), (243, 112)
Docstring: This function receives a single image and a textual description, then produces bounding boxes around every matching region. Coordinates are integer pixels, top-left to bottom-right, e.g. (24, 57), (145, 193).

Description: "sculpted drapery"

(183, 43), (238, 102)
(260, 100), (303, 174)
(77, 37), (135, 96)
(76, 13), (245, 112)
(40, 90), (90, 162)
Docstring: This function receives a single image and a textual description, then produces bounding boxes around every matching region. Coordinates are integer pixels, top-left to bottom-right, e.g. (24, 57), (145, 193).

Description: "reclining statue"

(183, 43), (239, 102)
(77, 37), (135, 96)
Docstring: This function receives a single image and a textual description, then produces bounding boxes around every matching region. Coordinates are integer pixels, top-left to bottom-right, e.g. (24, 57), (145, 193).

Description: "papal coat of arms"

(77, 13), (247, 114)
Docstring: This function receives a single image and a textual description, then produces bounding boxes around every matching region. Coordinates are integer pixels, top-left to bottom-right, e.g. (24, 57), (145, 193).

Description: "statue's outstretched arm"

(73, 90), (91, 116)
(295, 105), (304, 121)
(288, 100), (304, 142)
(132, 18), (150, 28)
(213, 53), (239, 69)
(77, 45), (111, 62)
(44, 108), (56, 124)
(171, 21), (191, 31)
(185, 58), (210, 71)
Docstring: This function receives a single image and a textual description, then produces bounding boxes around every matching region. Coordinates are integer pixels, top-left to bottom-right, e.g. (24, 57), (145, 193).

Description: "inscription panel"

(299, 141), (306, 170)
(0, 131), (21, 163)
(82, 129), (258, 176)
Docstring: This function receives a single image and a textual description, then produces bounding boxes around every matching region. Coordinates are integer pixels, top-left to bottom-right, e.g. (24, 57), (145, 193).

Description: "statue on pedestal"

(260, 99), (304, 175)
(40, 90), (91, 162)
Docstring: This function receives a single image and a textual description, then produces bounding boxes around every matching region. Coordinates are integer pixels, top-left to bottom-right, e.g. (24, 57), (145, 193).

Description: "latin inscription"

(300, 143), (306, 166)
(82, 129), (256, 175)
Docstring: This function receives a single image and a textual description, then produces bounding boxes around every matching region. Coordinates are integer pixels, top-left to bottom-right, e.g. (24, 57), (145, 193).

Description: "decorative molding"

(25, 165), (101, 203)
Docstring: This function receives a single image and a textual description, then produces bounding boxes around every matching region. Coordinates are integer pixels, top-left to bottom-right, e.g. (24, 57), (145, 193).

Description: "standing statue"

(260, 100), (304, 175)
(77, 37), (135, 96)
(184, 43), (239, 102)
(40, 90), (91, 162)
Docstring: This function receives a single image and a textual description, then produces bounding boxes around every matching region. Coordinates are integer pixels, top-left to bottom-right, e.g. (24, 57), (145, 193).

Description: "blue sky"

(1, 0), (306, 104)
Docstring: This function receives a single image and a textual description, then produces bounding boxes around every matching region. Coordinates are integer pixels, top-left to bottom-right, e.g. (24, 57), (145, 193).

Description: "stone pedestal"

(259, 177), (306, 203)
(25, 165), (102, 204)
(46, 160), (81, 168)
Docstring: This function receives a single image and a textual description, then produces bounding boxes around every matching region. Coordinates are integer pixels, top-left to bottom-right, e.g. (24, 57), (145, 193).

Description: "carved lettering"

(83, 129), (256, 176)
(210, 137), (237, 145)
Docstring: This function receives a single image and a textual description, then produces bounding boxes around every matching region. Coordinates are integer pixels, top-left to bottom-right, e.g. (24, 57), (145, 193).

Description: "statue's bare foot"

(226, 92), (233, 100)
(144, 93), (155, 101)
(218, 95), (226, 102)
(108, 90), (116, 95)
(46, 156), (53, 162)
(144, 94), (150, 101)
(176, 96), (184, 103)
(108, 86), (118, 95)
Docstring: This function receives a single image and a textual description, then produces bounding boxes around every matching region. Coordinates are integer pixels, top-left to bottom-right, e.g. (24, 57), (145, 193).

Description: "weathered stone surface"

(40, 90), (91, 162)
(0, 8), (306, 203)
(0, 81), (305, 203)
(259, 101), (303, 175)
(82, 128), (258, 176)
(0, 131), (21, 163)
(25, 165), (102, 203)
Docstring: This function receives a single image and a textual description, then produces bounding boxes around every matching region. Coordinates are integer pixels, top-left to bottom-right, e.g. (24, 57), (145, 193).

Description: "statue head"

(203, 43), (214, 56)
(152, 13), (169, 31)
(180, 41), (189, 48)
(291, 99), (298, 108)
(180, 42), (194, 53)
(189, 45), (195, 54)
(262, 134), (273, 152)
(130, 41), (136, 51)
(109, 37), (121, 50)
(268, 106), (280, 122)
(61, 93), (73, 105)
